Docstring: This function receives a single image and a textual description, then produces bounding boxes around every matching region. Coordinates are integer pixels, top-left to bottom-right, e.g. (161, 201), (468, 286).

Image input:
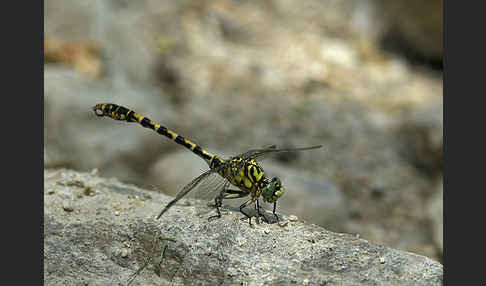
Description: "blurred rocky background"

(44, 0), (443, 262)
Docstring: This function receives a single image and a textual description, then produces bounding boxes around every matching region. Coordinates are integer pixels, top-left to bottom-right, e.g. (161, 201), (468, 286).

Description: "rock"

(427, 179), (443, 254)
(44, 148), (51, 167)
(44, 0), (443, 263)
(396, 96), (443, 178)
(44, 169), (443, 285)
(62, 201), (74, 212)
(374, 0), (443, 61)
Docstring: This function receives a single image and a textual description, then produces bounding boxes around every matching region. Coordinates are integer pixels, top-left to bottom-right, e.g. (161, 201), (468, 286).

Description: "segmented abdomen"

(92, 103), (224, 167)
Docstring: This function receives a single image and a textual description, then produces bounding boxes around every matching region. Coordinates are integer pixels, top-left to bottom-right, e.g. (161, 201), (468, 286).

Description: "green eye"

(262, 177), (284, 203)
(263, 182), (276, 198)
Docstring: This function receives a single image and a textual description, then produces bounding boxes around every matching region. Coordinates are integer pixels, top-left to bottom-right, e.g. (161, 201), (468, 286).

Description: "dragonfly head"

(262, 177), (284, 203)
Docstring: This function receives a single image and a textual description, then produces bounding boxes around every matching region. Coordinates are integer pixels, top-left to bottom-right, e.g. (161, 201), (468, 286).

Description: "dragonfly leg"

(208, 189), (250, 222)
(208, 195), (223, 221)
(256, 200), (266, 224)
(253, 200), (276, 224)
(220, 189), (252, 225)
(272, 201), (279, 222)
(239, 200), (252, 226)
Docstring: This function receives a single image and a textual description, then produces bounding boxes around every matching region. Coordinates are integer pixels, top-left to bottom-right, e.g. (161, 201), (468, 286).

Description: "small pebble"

(114, 211), (120, 216)
(67, 180), (84, 188)
(227, 267), (238, 276)
(84, 186), (95, 196)
(121, 249), (128, 258)
(91, 168), (99, 176)
(46, 264), (57, 273)
(362, 273), (369, 281)
(288, 215), (298, 222)
(62, 202), (74, 212)
(278, 220), (289, 227)
(379, 257), (385, 264)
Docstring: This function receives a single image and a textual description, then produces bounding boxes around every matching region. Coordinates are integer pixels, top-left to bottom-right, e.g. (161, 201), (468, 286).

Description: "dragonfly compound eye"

(262, 177), (284, 203)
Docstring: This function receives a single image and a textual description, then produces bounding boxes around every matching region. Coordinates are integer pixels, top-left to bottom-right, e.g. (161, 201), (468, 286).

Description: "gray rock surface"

(374, 0), (443, 60)
(396, 97), (443, 179)
(44, 169), (443, 285)
(427, 179), (443, 254)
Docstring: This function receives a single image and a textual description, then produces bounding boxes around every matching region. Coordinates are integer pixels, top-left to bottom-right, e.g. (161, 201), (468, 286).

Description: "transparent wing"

(191, 172), (229, 201)
(156, 163), (229, 219)
(239, 145), (323, 161)
(236, 145), (276, 160)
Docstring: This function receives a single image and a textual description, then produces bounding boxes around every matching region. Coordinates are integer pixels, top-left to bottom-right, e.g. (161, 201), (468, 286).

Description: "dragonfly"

(92, 103), (322, 225)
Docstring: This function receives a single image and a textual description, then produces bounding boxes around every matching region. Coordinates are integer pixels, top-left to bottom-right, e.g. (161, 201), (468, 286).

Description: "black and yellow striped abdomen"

(92, 103), (225, 168)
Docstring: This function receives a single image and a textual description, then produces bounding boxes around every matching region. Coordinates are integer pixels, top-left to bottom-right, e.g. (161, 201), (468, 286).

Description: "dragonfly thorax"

(222, 158), (266, 191)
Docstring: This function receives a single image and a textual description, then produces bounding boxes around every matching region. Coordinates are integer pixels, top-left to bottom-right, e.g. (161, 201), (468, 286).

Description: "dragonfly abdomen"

(92, 103), (220, 166)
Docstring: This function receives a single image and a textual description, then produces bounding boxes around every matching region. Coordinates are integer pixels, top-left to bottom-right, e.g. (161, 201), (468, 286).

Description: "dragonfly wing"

(156, 161), (232, 219)
(156, 168), (218, 219)
(191, 172), (229, 201)
(240, 145), (323, 161)
(237, 145), (277, 160)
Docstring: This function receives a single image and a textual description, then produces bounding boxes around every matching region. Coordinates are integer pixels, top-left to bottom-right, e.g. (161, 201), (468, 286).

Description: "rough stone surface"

(427, 179), (443, 254)
(395, 96), (443, 179)
(44, 169), (443, 285)
(374, 0), (443, 60)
